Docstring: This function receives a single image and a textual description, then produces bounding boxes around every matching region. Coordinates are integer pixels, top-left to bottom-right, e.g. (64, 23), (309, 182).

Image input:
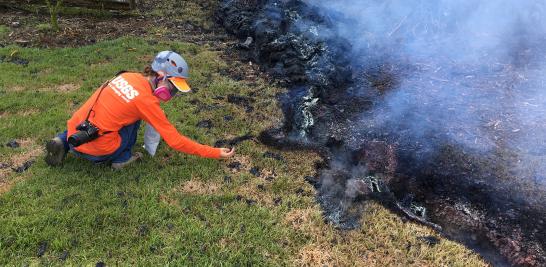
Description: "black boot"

(45, 137), (66, 166)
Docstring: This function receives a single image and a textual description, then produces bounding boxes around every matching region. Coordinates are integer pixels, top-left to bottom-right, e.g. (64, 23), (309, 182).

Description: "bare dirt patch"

(0, 4), (226, 49)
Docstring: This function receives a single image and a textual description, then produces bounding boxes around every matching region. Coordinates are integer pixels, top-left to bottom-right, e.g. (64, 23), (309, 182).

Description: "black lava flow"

(218, 0), (546, 266)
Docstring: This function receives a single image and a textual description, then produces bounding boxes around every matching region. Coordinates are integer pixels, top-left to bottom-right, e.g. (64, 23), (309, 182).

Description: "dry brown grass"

(57, 83), (80, 92)
(0, 139), (42, 194)
(160, 179), (221, 208)
(5, 83), (80, 93)
(6, 85), (25, 92)
(174, 179), (220, 195)
(38, 83), (80, 93)
(0, 109), (40, 119)
(295, 244), (336, 267)
(0, 173), (29, 195)
(283, 201), (490, 267)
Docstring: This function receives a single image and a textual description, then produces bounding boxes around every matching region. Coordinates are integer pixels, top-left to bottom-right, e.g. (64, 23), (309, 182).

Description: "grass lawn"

(0, 2), (489, 266)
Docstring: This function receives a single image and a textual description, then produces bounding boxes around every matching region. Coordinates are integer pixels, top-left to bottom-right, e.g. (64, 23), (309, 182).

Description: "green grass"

(0, 25), (8, 40)
(0, 37), (299, 265)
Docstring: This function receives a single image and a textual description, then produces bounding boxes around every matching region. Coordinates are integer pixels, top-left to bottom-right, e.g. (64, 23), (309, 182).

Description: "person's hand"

(219, 147), (235, 158)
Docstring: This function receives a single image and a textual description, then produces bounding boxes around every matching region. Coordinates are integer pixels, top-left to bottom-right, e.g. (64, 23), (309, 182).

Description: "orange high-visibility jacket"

(66, 72), (221, 159)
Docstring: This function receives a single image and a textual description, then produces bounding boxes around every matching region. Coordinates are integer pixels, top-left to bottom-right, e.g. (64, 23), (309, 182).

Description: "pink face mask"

(153, 86), (173, 102)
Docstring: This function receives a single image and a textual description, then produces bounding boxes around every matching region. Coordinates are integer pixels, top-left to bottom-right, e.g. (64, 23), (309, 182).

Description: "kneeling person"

(45, 51), (234, 169)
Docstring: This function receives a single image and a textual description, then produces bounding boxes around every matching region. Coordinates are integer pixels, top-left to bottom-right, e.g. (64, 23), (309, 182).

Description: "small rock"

(10, 58), (29, 66)
(227, 161), (241, 171)
(14, 39), (30, 46)
(37, 241), (48, 257)
(59, 250), (69, 261)
(196, 120), (213, 129)
(263, 151), (284, 161)
(239, 36), (253, 49)
(417, 236), (440, 246)
(240, 224), (246, 233)
(215, 134), (254, 147)
(96, 262), (105, 267)
(304, 176), (320, 188)
(249, 167), (261, 177)
(11, 21), (20, 28)
(0, 162), (11, 169)
(5, 140), (19, 148)
(12, 160), (34, 173)
(138, 224), (149, 236)
(227, 94), (254, 113)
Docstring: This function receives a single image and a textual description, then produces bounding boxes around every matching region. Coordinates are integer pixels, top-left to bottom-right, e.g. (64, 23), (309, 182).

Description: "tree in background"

(45, 0), (63, 31)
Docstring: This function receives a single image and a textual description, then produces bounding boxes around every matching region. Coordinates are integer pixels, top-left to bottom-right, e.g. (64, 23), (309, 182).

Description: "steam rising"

(311, 0), (546, 182)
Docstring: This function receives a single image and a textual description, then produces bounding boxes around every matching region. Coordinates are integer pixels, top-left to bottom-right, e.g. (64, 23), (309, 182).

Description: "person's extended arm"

(136, 97), (224, 159)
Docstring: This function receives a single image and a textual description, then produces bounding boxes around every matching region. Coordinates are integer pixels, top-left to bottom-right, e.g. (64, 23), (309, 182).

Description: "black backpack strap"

(84, 70), (130, 121)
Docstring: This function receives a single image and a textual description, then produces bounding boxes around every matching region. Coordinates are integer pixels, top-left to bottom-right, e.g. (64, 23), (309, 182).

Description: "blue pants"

(58, 120), (141, 164)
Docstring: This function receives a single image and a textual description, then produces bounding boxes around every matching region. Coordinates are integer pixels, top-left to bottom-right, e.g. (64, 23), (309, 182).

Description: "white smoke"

(309, 0), (546, 183)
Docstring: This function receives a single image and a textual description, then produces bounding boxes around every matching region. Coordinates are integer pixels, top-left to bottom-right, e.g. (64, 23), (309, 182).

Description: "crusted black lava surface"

(218, 0), (546, 266)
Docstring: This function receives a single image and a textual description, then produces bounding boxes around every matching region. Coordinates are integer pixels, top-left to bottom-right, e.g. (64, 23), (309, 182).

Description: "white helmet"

(151, 51), (189, 78)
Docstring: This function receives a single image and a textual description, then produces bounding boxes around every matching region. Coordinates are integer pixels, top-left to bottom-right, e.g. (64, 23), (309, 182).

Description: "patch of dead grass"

(6, 85), (25, 92)
(235, 182), (275, 206)
(295, 244), (336, 267)
(0, 173), (29, 195)
(0, 109), (40, 119)
(160, 179), (221, 208)
(174, 179), (220, 196)
(0, 139), (41, 193)
(57, 83), (80, 92)
(227, 154), (252, 172)
(159, 194), (179, 207)
(282, 202), (489, 266)
(283, 207), (322, 233)
(39, 83), (80, 93)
